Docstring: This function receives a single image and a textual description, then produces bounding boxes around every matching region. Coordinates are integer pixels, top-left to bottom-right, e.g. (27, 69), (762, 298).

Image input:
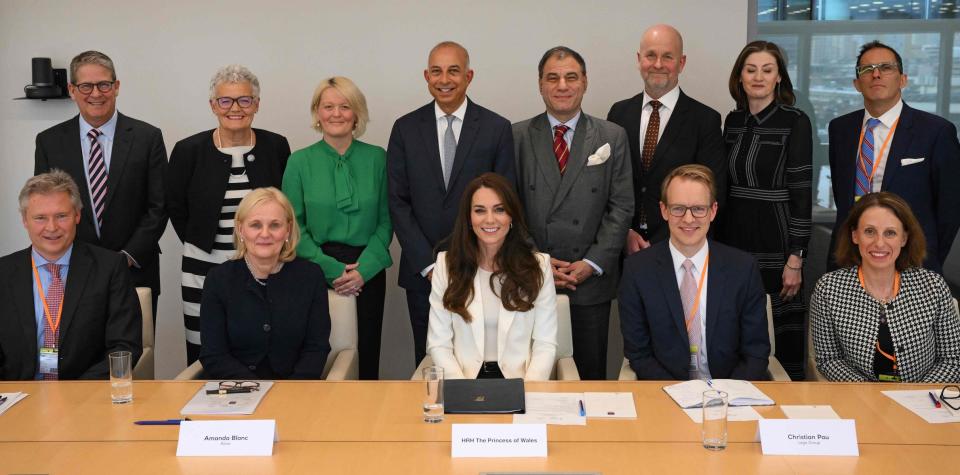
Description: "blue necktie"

(856, 118), (882, 198)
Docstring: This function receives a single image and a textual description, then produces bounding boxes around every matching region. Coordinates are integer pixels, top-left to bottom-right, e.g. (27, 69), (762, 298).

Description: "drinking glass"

(108, 350), (133, 404)
(422, 366), (444, 423)
(702, 389), (728, 450)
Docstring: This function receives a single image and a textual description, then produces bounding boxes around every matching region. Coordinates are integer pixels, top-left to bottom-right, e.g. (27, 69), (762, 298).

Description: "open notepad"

(663, 380), (774, 408)
(181, 381), (274, 415)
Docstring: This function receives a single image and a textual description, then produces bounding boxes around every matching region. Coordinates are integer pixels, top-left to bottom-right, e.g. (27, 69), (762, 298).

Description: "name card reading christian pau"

(759, 419), (859, 456)
(452, 424), (547, 458)
(176, 420), (277, 456)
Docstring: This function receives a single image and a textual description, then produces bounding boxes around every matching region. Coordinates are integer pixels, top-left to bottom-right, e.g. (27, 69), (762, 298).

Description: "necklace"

(244, 256), (283, 286)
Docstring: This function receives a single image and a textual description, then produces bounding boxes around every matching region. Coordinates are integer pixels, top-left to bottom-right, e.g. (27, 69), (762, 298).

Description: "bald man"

(607, 24), (725, 253)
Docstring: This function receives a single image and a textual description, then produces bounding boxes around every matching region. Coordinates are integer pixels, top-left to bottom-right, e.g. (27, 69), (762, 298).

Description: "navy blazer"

(199, 258), (331, 380)
(35, 113), (168, 293)
(387, 98), (515, 291)
(618, 240), (770, 380)
(0, 243), (142, 380)
(828, 103), (960, 272)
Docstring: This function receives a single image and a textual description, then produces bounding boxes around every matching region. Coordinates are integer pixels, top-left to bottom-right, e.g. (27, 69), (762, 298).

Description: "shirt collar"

(863, 99), (903, 129)
(434, 99), (468, 122)
(79, 109), (119, 140)
(546, 110), (582, 132)
(645, 85), (680, 111)
(668, 239), (709, 274)
(31, 244), (74, 268)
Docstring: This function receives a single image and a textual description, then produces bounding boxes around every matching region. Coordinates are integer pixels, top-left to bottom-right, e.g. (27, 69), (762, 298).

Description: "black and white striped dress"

(181, 145), (253, 363)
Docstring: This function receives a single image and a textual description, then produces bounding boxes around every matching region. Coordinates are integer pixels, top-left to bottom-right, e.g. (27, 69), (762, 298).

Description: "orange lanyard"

(858, 267), (900, 368)
(31, 256), (64, 346)
(855, 117), (899, 190)
(685, 253), (709, 332)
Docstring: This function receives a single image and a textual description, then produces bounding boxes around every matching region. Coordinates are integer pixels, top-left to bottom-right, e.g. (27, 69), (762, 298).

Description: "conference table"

(1, 380), (957, 474)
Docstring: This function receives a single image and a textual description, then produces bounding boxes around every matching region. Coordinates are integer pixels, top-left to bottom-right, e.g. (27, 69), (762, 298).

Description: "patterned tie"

(42, 263), (64, 380)
(639, 100), (662, 227)
(680, 259), (702, 380)
(87, 129), (108, 228)
(442, 115), (457, 188)
(856, 118), (882, 198)
(553, 124), (570, 175)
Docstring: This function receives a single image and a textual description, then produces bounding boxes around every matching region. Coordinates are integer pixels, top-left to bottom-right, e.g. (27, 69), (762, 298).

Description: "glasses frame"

(855, 62), (901, 77)
(666, 204), (711, 218)
(73, 81), (116, 95)
(941, 385), (960, 411)
(205, 380), (260, 395)
(214, 95), (258, 110)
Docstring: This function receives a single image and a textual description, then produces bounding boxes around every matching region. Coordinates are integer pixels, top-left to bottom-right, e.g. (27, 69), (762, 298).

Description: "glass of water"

(422, 366), (444, 423)
(702, 389), (728, 450)
(108, 350), (133, 404)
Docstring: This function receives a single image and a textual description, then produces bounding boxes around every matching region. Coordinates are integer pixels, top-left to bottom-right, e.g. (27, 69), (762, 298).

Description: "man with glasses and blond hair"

(619, 164), (769, 381)
(34, 50), (167, 313)
(828, 40), (960, 273)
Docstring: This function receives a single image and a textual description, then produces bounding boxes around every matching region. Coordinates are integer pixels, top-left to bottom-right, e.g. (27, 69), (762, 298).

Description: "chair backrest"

(136, 287), (154, 350)
(556, 294), (573, 359)
(765, 294), (776, 355)
(322, 290), (357, 378)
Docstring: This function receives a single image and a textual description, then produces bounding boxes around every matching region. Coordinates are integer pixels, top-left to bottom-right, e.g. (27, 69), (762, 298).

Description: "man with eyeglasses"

(34, 50), (167, 313)
(828, 40), (960, 273)
(619, 164), (769, 381)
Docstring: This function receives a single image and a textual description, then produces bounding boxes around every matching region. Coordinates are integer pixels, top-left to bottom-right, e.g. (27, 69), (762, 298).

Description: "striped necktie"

(87, 128), (108, 229)
(856, 118), (882, 198)
(553, 124), (570, 175)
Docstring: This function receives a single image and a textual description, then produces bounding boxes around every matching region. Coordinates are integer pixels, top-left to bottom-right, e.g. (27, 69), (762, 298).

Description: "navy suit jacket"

(618, 240), (770, 380)
(0, 243), (142, 380)
(828, 103), (960, 272)
(387, 98), (515, 291)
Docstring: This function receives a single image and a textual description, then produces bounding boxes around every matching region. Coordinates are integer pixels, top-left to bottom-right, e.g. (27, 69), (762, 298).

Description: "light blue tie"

(856, 118), (882, 198)
(442, 115), (457, 188)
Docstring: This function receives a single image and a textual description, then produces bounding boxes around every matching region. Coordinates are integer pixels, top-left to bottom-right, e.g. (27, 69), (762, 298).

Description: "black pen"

(134, 418), (191, 425)
(206, 388), (258, 395)
(0, 396), (7, 405)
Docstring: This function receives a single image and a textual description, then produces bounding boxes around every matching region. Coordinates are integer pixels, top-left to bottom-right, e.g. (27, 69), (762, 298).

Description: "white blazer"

(427, 251), (558, 380)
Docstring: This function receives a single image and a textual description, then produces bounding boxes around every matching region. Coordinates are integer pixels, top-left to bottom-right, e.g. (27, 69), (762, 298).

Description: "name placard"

(451, 424), (547, 458)
(176, 420), (277, 456)
(759, 419), (859, 456)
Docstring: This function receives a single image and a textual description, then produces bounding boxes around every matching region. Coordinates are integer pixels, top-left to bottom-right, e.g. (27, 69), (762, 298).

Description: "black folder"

(443, 378), (526, 414)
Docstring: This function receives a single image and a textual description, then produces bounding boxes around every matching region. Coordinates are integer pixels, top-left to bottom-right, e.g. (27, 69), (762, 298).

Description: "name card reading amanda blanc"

(452, 424), (547, 458)
(759, 419), (859, 456)
(176, 420), (277, 456)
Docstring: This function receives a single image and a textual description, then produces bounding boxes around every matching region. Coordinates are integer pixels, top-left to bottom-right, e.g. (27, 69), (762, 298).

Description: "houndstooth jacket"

(811, 266), (960, 383)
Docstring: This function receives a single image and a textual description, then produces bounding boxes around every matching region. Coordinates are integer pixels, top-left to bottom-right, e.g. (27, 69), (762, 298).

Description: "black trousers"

(405, 287), (431, 367)
(570, 301), (612, 380)
(322, 242), (386, 380)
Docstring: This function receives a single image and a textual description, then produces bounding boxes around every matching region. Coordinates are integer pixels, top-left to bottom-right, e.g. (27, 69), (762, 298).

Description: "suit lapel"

(13, 249), (39, 375)
(530, 114), (561, 197)
(468, 271), (486, 356)
(496, 297), (516, 363)
(840, 111), (866, 204)
(622, 94), (644, 175)
(446, 99), (480, 199)
(880, 103), (915, 190)
(59, 244), (93, 340)
(704, 242), (725, 351)
(417, 103), (447, 192)
(551, 114), (596, 212)
(104, 113), (133, 212)
(655, 245), (688, 342)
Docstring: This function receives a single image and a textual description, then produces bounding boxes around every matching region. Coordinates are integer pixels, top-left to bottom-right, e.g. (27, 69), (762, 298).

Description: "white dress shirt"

(668, 239), (711, 379)
(861, 99), (903, 192)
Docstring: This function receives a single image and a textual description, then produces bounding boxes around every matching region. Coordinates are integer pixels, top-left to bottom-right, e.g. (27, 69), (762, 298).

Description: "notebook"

(663, 379), (774, 408)
(444, 378), (525, 414)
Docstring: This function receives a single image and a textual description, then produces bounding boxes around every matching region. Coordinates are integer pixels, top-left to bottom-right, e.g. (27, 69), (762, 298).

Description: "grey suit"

(513, 112), (633, 378)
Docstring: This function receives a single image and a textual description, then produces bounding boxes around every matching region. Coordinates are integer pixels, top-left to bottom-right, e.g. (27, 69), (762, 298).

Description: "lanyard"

(858, 267), (901, 369)
(31, 256), (64, 346)
(855, 117), (900, 190)
(685, 253), (709, 332)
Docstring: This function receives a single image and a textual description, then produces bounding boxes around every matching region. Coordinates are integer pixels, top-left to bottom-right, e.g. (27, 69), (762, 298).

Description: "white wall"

(0, 0), (747, 379)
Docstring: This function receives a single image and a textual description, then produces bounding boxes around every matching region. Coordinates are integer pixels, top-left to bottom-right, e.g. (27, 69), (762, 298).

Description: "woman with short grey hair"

(166, 64), (291, 364)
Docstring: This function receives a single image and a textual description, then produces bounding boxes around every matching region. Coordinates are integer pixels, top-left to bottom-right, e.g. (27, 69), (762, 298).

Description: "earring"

(509, 222), (514, 229)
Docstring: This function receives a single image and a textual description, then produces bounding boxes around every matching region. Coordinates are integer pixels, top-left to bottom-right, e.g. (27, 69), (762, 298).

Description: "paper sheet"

(0, 392), (28, 416)
(682, 405), (763, 423)
(181, 381), (274, 415)
(882, 390), (960, 424)
(781, 405), (840, 419)
(583, 392), (637, 419)
(513, 392), (586, 425)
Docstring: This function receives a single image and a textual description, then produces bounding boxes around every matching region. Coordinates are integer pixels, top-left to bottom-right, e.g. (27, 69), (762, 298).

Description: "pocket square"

(900, 157), (925, 166)
(587, 143), (611, 166)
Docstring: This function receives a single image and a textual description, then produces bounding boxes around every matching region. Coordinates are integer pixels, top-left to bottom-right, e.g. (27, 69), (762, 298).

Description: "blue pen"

(578, 399), (586, 417)
(706, 379), (714, 387)
(134, 418), (191, 425)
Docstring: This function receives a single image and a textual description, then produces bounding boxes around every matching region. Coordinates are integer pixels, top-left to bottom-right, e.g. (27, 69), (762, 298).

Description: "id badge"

(39, 347), (58, 376)
(689, 345), (699, 372)
(878, 374), (901, 382)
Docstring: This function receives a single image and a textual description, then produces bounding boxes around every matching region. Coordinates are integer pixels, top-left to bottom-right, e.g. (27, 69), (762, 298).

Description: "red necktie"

(553, 124), (570, 175)
(42, 263), (64, 380)
(87, 128), (108, 229)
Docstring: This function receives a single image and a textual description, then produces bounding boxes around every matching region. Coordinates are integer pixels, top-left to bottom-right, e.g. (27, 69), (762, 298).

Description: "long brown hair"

(834, 192), (925, 271)
(443, 173), (543, 323)
(728, 40), (795, 110)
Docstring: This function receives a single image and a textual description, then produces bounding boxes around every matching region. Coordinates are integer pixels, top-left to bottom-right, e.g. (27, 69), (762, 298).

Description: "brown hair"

(728, 40), (796, 110)
(660, 164), (717, 204)
(834, 192), (925, 271)
(443, 173), (542, 323)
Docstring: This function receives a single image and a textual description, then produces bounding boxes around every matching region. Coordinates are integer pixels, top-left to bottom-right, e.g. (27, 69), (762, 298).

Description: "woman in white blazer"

(427, 173), (558, 380)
